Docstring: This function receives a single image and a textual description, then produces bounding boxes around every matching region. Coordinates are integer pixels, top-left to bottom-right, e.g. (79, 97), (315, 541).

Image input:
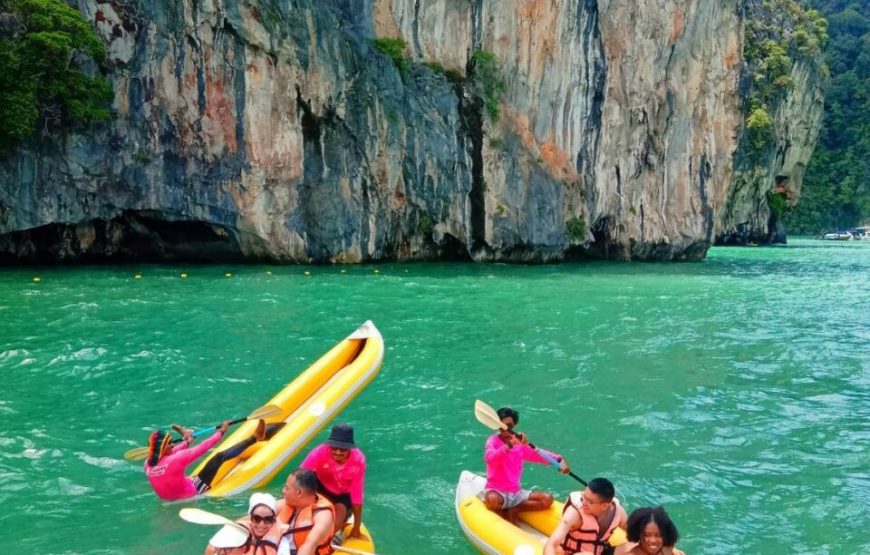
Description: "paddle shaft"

(505, 430), (588, 487)
(179, 415), (248, 441)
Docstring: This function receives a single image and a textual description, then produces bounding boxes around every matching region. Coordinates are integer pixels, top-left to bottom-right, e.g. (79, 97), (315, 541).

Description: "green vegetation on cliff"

(469, 50), (506, 122)
(372, 37), (411, 74)
(0, 0), (113, 151)
(742, 0), (828, 162)
(786, 1), (870, 233)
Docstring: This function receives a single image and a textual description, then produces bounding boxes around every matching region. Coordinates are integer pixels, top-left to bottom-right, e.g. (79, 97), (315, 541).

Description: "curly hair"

(626, 506), (680, 547)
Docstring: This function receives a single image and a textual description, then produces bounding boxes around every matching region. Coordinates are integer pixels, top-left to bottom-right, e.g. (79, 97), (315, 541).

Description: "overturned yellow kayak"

(192, 321), (384, 497)
(455, 471), (625, 555)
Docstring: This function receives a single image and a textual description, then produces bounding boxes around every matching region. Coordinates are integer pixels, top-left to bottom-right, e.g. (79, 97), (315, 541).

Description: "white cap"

(209, 523), (250, 548)
(248, 492), (277, 514)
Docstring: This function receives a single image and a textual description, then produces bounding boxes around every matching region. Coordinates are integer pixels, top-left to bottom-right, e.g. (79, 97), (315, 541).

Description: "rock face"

(0, 0), (819, 263)
(717, 56), (826, 245)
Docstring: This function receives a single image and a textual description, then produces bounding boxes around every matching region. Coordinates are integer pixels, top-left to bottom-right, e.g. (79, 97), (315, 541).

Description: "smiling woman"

(615, 507), (684, 555)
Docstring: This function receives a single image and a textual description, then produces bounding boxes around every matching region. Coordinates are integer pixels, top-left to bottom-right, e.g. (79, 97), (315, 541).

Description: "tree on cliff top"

(0, 0), (113, 151)
(786, 1), (870, 233)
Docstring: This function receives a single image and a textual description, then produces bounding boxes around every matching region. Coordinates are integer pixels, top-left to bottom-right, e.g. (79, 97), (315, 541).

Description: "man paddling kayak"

(482, 406), (571, 524)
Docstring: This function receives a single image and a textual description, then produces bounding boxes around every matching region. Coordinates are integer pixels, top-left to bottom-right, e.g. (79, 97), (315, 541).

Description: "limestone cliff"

(0, 0), (820, 263)
(717, 1), (827, 245)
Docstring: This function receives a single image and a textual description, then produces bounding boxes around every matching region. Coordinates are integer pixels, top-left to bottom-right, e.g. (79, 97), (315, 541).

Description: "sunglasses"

(250, 514), (276, 525)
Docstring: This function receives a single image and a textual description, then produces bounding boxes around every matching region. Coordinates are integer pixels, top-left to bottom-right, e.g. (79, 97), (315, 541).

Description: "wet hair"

(626, 506), (680, 547)
(587, 477), (615, 501)
(147, 430), (171, 466)
(291, 468), (319, 494)
(497, 407), (519, 424)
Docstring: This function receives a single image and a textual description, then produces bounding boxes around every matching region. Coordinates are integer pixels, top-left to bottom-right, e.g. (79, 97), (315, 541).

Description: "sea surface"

(1, 238), (867, 554)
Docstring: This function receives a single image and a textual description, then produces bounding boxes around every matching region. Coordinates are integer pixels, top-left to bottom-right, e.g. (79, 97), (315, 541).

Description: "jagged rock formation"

(717, 2), (827, 246)
(0, 0), (821, 263)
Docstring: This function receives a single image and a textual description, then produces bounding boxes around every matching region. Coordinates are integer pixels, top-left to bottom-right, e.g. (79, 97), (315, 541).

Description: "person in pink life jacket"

(482, 406), (571, 524)
(544, 477), (629, 555)
(144, 420), (231, 501)
(145, 418), (288, 501)
(299, 423), (367, 540)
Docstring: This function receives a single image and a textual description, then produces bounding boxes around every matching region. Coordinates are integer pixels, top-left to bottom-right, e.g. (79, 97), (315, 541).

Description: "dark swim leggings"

(196, 422), (285, 488)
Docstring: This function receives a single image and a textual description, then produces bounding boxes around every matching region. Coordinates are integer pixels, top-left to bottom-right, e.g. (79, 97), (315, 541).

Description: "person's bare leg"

(483, 491), (506, 519)
(334, 503), (348, 533)
(511, 491), (554, 519)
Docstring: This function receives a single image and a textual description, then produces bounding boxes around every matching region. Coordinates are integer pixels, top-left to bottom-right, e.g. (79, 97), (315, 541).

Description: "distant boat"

(822, 232), (853, 240)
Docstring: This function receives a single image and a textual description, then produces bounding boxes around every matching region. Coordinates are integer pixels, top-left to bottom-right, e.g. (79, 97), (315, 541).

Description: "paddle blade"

(248, 403), (282, 420)
(179, 507), (235, 526)
(474, 399), (507, 431)
(123, 446), (151, 461)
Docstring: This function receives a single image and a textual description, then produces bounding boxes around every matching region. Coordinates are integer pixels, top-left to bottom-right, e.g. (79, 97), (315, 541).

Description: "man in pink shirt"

(483, 406), (571, 524)
(300, 423), (367, 540)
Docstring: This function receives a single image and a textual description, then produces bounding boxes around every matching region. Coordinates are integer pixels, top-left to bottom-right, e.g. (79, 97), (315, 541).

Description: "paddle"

(179, 508), (251, 549)
(474, 399), (588, 486)
(180, 508), (381, 555)
(124, 404), (282, 461)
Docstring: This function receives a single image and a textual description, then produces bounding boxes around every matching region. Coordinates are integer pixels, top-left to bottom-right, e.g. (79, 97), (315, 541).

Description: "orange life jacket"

(208, 521), (280, 555)
(560, 494), (623, 555)
(240, 519), (282, 555)
(278, 495), (335, 555)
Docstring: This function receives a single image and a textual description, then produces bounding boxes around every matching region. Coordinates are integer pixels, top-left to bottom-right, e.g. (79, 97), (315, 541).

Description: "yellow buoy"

(225, 273), (232, 278)
(304, 271), (311, 276)
(33, 277), (41, 283)
(266, 270), (272, 275)
(373, 269), (380, 274)
(340, 269), (346, 274)
(180, 273), (188, 279)
(134, 274), (142, 280)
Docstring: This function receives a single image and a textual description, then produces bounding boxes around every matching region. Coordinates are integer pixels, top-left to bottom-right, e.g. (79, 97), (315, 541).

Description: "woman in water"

(616, 506), (685, 555)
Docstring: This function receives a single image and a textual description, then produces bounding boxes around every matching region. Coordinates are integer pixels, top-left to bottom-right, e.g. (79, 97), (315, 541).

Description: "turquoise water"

(1, 239), (868, 554)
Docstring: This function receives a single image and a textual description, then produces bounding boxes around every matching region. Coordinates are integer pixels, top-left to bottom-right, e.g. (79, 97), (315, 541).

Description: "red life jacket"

(278, 495), (335, 555)
(560, 494), (623, 555)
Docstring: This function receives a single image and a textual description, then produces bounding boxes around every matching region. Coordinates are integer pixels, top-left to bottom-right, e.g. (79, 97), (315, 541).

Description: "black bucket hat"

(326, 424), (355, 449)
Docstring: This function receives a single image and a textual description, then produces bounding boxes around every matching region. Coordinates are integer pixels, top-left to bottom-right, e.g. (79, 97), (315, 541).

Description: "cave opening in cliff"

(0, 212), (247, 264)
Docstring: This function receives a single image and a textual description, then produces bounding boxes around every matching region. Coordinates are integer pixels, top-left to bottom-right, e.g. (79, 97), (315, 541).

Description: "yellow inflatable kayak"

(192, 321), (385, 497)
(337, 521), (376, 555)
(455, 471), (625, 555)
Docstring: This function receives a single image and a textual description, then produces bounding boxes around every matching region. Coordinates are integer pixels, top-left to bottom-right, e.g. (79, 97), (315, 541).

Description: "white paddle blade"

(178, 507), (235, 526)
(249, 403), (282, 420)
(474, 399), (507, 431)
(210, 523), (251, 548)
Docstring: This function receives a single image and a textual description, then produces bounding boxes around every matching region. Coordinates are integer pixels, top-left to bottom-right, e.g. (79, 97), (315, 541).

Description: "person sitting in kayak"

(299, 424), (368, 540)
(204, 492), (282, 555)
(275, 468), (336, 555)
(614, 506), (684, 555)
(543, 477), (628, 555)
(145, 419), (284, 501)
(482, 406), (570, 524)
